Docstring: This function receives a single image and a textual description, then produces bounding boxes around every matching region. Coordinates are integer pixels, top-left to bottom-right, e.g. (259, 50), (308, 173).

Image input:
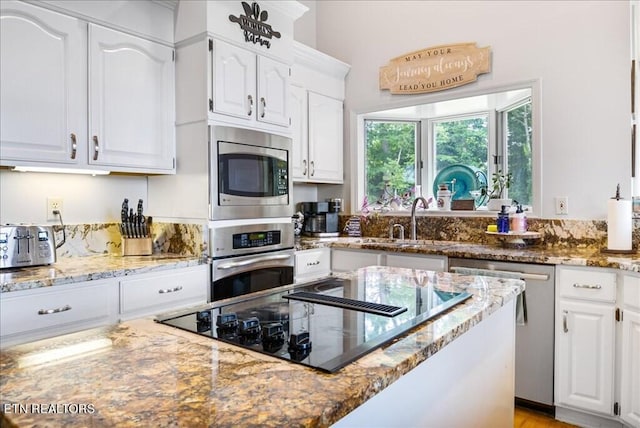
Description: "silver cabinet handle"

(260, 97), (266, 118)
(92, 135), (99, 161)
(302, 159), (307, 176)
(310, 160), (315, 176)
(306, 260), (320, 266)
(38, 304), (72, 315)
(563, 310), (569, 333)
(572, 283), (602, 290)
(70, 133), (77, 160)
(247, 95), (253, 116)
(217, 254), (291, 270)
(158, 286), (183, 294)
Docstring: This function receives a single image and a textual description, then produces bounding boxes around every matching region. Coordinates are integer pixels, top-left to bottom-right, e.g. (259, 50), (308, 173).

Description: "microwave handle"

(216, 253), (291, 270)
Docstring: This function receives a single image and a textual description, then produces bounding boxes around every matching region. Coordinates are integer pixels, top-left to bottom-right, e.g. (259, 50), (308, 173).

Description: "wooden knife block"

(122, 237), (153, 256)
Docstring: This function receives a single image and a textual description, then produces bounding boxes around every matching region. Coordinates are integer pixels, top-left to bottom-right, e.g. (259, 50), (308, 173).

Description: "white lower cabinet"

(331, 248), (446, 273)
(295, 248), (330, 283)
(0, 279), (119, 347)
(119, 265), (208, 321)
(621, 274), (640, 428)
(331, 248), (384, 272)
(555, 266), (616, 416)
(555, 266), (640, 428)
(385, 253), (447, 271)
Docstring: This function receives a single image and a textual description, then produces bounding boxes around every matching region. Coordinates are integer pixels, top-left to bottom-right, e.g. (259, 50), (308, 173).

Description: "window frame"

(352, 80), (542, 216)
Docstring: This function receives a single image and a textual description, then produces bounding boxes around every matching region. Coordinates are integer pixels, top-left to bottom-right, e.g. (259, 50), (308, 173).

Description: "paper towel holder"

(601, 183), (636, 254)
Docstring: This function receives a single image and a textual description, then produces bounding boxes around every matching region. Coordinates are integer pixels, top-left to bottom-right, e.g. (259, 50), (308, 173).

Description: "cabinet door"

(295, 248), (330, 282)
(257, 56), (290, 127)
(0, 1), (86, 166)
(308, 92), (343, 183)
(290, 85), (308, 180)
(89, 24), (175, 172)
(331, 249), (382, 272)
(621, 275), (640, 427)
(621, 310), (640, 427)
(211, 39), (256, 120)
(0, 279), (118, 347)
(385, 253), (446, 272)
(119, 265), (208, 320)
(555, 299), (615, 415)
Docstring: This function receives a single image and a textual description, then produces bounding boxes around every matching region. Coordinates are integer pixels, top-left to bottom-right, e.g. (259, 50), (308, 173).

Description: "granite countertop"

(0, 254), (204, 293)
(297, 237), (640, 272)
(0, 266), (523, 427)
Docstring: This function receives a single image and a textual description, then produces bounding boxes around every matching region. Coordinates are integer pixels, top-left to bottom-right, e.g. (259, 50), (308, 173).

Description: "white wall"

(314, 1), (631, 220)
(0, 170), (146, 225)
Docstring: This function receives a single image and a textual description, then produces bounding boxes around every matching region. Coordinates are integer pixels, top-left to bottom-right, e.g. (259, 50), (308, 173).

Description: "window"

(364, 120), (419, 209)
(358, 86), (535, 212)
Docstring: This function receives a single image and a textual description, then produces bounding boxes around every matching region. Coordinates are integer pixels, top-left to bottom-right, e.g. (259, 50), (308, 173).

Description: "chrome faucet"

(389, 223), (405, 240)
(410, 197), (430, 240)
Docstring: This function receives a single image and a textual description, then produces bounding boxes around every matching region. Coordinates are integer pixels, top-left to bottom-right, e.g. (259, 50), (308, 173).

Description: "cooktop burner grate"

(283, 291), (407, 317)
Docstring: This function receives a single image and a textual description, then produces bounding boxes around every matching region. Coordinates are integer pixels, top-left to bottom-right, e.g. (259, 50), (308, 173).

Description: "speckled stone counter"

(296, 237), (640, 272)
(0, 266), (523, 427)
(0, 254), (204, 293)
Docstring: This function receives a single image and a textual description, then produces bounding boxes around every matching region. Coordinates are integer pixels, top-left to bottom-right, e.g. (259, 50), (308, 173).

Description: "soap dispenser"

(497, 205), (510, 233)
(511, 204), (527, 232)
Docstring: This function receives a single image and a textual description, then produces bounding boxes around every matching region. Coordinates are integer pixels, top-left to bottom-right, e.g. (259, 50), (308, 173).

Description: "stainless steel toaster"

(0, 225), (57, 269)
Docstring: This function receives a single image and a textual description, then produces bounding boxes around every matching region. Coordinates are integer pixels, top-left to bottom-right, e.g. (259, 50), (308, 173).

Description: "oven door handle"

(216, 254), (292, 270)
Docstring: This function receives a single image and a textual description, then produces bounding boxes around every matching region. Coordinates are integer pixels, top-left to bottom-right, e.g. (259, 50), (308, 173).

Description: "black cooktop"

(157, 268), (471, 373)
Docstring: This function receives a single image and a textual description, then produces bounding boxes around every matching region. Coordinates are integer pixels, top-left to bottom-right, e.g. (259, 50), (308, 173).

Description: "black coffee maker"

(301, 201), (340, 237)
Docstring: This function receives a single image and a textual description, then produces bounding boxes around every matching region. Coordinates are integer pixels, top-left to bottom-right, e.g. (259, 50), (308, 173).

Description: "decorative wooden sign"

(229, 2), (281, 49)
(379, 42), (491, 94)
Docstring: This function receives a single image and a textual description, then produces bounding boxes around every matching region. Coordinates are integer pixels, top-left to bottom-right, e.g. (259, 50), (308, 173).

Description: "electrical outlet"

(47, 198), (63, 221)
(555, 197), (568, 215)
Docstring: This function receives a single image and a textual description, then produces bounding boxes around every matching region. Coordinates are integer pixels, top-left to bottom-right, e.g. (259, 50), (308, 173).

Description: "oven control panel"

(233, 231), (281, 249)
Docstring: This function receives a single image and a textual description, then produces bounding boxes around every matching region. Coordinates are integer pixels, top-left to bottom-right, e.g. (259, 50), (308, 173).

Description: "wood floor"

(514, 407), (577, 428)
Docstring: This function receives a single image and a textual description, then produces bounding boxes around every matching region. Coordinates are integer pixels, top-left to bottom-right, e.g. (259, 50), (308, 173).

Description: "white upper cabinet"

(210, 39), (289, 128)
(307, 91), (343, 182)
(88, 24), (175, 171)
(174, 1), (306, 133)
(0, 1), (86, 166)
(0, 1), (176, 174)
(257, 55), (290, 127)
(290, 42), (350, 183)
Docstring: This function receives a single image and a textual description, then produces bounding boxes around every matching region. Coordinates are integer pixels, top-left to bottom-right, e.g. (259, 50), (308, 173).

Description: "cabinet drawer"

(331, 249), (383, 272)
(385, 254), (446, 272)
(120, 266), (207, 316)
(0, 279), (118, 339)
(557, 267), (616, 302)
(623, 274), (640, 312)
(295, 248), (330, 280)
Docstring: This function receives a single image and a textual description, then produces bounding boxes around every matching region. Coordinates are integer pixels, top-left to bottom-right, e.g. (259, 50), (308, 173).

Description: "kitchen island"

(0, 266), (524, 427)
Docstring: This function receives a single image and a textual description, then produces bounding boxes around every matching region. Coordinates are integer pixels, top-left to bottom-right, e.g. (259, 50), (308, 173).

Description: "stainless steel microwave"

(209, 126), (293, 220)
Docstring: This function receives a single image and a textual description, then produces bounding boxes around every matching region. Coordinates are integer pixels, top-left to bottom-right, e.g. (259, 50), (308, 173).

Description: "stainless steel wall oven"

(210, 220), (294, 302)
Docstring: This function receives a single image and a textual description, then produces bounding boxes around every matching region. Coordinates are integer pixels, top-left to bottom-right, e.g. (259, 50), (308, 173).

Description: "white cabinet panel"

(555, 299), (615, 415)
(622, 274), (640, 428)
(210, 38), (289, 128)
(557, 267), (616, 302)
(331, 249), (383, 272)
(119, 265), (208, 320)
(0, 279), (118, 347)
(0, 1), (86, 165)
(257, 56), (290, 127)
(307, 92), (343, 183)
(290, 85), (308, 180)
(212, 39), (256, 120)
(89, 24), (175, 171)
(295, 248), (330, 282)
(0, 2), (175, 174)
(385, 253), (446, 272)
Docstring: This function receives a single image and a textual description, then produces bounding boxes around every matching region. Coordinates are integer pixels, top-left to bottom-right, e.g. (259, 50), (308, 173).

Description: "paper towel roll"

(607, 199), (632, 251)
